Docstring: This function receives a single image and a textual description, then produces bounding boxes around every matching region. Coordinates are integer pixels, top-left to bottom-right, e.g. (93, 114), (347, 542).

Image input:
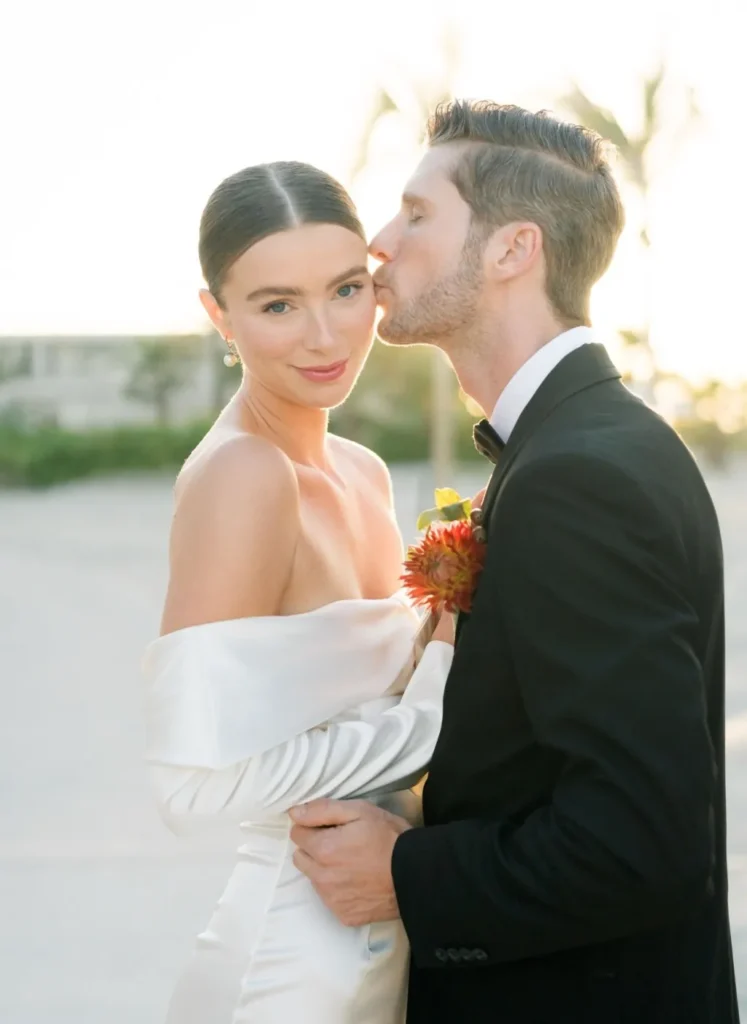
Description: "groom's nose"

(368, 219), (398, 263)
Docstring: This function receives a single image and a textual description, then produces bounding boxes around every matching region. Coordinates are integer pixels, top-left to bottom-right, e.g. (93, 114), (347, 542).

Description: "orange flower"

(401, 519), (487, 614)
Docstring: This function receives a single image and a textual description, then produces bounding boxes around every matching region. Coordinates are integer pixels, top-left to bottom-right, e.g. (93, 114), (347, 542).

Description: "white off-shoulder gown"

(143, 594), (452, 1024)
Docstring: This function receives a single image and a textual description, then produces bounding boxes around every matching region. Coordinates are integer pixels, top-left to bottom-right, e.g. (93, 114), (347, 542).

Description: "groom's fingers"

(289, 797), (363, 828)
(291, 827), (346, 874)
(292, 846), (317, 878)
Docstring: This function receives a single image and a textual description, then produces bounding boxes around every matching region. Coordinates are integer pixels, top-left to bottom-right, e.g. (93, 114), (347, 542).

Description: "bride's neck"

(235, 376), (330, 468)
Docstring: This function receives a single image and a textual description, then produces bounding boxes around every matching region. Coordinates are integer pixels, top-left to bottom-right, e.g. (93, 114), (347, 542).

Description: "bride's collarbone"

(285, 484), (401, 608)
(291, 516), (394, 603)
(293, 462), (381, 539)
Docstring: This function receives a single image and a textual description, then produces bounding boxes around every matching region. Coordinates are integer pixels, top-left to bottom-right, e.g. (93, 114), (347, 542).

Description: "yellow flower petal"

(416, 506), (444, 531)
(435, 487), (462, 509)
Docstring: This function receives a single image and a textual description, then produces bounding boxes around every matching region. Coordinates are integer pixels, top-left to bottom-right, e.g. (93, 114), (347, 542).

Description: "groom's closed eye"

(402, 193), (426, 225)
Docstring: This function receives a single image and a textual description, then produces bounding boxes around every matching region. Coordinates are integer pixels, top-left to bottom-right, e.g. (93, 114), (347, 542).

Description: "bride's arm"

(149, 435), (453, 833)
(151, 639), (451, 833)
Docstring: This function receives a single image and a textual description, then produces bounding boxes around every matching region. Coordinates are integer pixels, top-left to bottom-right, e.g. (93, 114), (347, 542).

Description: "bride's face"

(203, 224), (376, 410)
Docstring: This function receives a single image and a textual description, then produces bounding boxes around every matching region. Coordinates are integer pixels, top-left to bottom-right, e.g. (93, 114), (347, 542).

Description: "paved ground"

(1, 460), (745, 1023)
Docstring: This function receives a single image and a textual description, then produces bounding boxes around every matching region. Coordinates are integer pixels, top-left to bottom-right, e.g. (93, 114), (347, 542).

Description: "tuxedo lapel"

(457, 345), (620, 643)
(480, 343), (621, 518)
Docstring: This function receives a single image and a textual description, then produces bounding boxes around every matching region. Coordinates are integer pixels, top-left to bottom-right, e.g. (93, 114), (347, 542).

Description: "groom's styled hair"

(428, 101), (625, 327)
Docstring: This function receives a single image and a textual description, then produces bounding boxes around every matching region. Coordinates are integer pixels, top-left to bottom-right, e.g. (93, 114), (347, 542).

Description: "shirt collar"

(489, 326), (593, 442)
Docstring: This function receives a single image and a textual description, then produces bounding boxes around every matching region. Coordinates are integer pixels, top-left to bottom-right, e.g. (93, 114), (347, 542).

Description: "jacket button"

(435, 948), (448, 962)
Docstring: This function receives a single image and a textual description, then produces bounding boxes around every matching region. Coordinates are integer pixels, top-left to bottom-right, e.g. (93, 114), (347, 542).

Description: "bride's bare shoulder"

(330, 434), (393, 502)
(161, 434), (301, 633)
(176, 431), (299, 509)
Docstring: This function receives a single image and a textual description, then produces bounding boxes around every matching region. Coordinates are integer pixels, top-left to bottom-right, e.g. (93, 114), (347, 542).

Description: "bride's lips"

(294, 359), (349, 383)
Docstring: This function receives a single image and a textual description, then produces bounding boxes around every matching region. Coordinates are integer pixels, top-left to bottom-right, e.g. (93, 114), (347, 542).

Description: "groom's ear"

(484, 221), (544, 283)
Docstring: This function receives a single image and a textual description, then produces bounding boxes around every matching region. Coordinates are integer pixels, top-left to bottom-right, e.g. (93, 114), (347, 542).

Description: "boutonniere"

(401, 488), (487, 615)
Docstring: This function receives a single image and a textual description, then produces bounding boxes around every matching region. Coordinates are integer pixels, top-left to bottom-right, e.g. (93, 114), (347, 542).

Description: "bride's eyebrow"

(326, 264), (369, 288)
(246, 265), (369, 302)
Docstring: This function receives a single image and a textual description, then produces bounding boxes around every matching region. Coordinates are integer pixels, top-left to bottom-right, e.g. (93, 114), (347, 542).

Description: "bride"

(143, 162), (454, 1023)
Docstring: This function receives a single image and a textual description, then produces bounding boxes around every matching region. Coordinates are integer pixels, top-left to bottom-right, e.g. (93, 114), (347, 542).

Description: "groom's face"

(369, 145), (485, 346)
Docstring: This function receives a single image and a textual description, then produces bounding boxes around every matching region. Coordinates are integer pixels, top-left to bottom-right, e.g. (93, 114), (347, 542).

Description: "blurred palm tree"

(349, 27), (462, 484)
(561, 67), (700, 393)
(350, 29), (462, 180)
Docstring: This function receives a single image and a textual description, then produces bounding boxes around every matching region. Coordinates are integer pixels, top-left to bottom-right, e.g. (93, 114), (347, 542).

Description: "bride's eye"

(263, 300), (291, 315)
(336, 282), (364, 299)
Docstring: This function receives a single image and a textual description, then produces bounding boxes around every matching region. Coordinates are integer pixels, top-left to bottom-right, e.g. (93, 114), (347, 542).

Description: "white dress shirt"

(489, 326), (593, 442)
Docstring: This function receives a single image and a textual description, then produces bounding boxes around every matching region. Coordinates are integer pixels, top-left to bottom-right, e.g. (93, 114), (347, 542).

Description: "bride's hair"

(199, 162), (366, 307)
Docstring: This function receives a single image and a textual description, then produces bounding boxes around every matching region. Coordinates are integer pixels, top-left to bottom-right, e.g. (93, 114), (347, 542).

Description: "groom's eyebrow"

(246, 265), (369, 302)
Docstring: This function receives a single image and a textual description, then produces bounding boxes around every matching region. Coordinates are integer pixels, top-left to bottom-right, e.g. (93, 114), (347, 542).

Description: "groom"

(290, 101), (739, 1022)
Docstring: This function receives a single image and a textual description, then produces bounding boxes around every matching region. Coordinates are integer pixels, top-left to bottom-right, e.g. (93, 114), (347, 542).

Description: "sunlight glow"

(1, 0), (744, 383)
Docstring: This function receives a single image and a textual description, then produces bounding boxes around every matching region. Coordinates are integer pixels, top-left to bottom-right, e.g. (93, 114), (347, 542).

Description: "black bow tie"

(473, 419), (505, 465)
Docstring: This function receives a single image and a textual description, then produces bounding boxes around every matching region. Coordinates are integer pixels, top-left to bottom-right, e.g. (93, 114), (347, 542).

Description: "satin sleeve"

(142, 600), (451, 833)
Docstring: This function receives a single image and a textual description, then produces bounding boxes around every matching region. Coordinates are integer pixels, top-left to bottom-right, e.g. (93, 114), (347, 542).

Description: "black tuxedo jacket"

(392, 344), (739, 1023)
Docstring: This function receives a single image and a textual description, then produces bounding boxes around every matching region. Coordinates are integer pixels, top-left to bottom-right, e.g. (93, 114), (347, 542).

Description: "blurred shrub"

(0, 421), (210, 487)
(676, 420), (747, 470)
(674, 379), (747, 469)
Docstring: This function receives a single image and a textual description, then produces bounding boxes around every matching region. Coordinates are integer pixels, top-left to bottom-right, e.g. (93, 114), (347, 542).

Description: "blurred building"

(0, 335), (223, 428)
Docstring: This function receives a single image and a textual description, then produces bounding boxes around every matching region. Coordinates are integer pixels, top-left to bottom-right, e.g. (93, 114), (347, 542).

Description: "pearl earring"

(223, 340), (239, 368)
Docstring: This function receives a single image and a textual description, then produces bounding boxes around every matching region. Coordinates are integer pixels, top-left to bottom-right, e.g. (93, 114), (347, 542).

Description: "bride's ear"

(199, 288), (230, 339)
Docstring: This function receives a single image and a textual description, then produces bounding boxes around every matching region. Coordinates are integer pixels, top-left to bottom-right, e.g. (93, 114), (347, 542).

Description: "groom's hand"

(472, 485), (487, 509)
(289, 798), (412, 926)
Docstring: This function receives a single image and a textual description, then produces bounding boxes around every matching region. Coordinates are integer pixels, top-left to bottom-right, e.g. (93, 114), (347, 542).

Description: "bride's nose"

(303, 310), (337, 353)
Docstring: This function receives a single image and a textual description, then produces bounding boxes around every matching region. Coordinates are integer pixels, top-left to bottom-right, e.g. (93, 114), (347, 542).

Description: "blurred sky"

(1, 0), (745, 382)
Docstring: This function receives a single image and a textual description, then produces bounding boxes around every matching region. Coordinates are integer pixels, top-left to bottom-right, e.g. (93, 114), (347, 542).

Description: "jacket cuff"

(392, 821), (493, 969)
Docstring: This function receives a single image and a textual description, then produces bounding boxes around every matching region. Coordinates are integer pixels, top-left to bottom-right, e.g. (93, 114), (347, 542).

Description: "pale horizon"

(1, 0), (744, 384)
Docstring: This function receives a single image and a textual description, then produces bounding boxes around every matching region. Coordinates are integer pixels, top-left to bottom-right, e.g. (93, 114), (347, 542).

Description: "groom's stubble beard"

(376, 228), (487, 350)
